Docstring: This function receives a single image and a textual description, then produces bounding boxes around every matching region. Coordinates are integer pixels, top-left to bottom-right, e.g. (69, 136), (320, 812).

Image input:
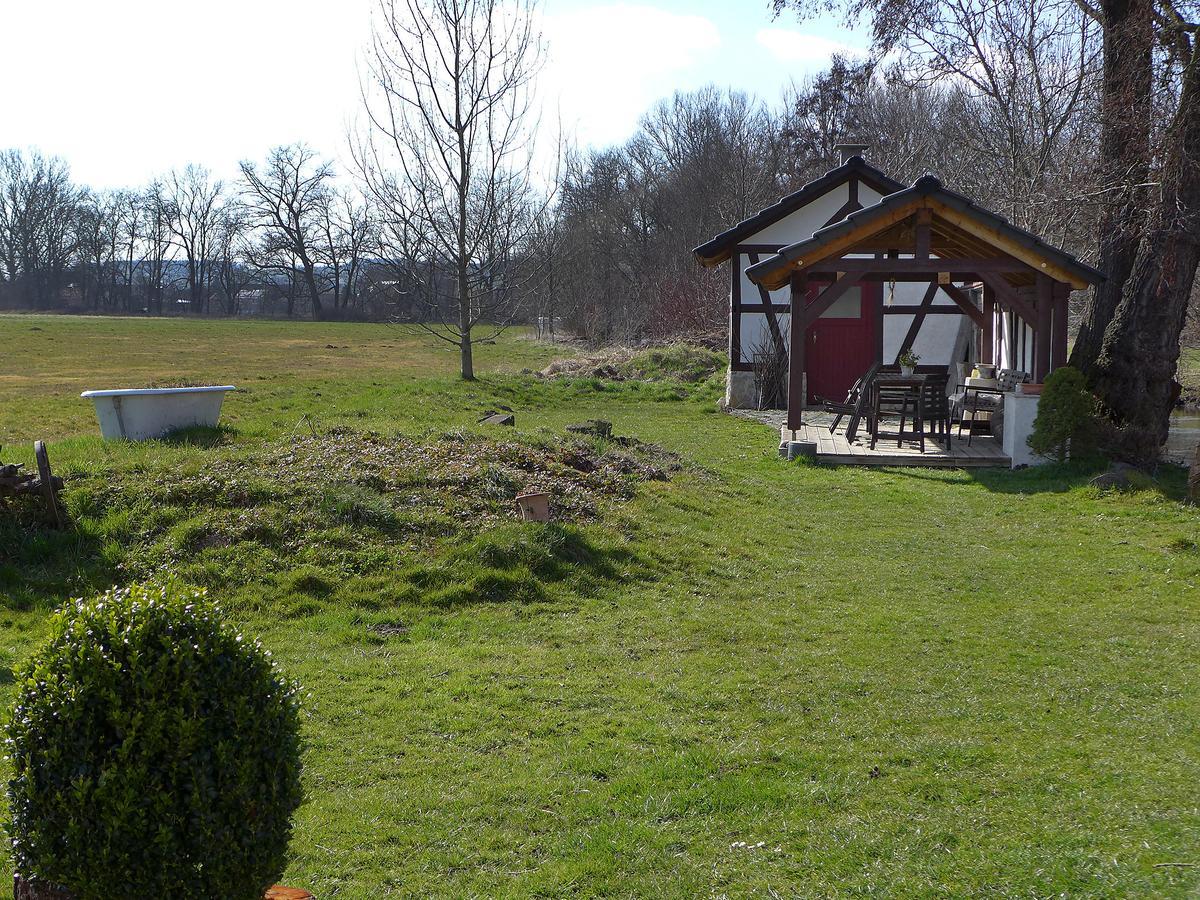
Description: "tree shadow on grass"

(0, 514), (111, 611)
(400, 522), (643, 609)
(158, 425), (238, 448)
(883, 456), (1190, 500)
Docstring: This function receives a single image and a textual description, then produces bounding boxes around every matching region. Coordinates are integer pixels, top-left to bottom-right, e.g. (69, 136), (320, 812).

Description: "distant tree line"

(0, 0), (1109, 340)
(0, 144), (451, 322)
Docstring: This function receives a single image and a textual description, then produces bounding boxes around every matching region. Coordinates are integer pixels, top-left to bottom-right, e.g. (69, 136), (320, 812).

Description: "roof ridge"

(693, 157), (905, 267)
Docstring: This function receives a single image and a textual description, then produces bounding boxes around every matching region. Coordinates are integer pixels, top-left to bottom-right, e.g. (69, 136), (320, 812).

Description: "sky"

(0, 0), (868, 190)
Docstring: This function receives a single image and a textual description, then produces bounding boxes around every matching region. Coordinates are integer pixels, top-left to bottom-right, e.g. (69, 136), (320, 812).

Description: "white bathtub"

(80, 386), (236, 441)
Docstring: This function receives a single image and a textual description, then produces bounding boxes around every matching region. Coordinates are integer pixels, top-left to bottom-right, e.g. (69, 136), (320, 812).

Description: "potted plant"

(898, 349), (921, 377)
(6, 582), (306, 900)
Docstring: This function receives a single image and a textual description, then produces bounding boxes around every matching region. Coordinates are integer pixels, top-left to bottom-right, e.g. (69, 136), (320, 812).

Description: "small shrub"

(5, 582), (303, 899)
(1028, 366), (1098, 461)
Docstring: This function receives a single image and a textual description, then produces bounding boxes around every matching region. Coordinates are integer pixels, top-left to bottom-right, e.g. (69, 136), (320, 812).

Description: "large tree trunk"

(1089, 40), (1200, 459)
(1070, 0), (1153, 378)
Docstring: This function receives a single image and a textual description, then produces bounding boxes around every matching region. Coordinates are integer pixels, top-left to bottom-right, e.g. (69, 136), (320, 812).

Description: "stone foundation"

(724, 369), (758, 409)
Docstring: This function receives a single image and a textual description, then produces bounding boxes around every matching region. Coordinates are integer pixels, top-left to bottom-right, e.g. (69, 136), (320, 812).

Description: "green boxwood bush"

(1028, 366), (1098, 461)
(5, 582), (303, 900)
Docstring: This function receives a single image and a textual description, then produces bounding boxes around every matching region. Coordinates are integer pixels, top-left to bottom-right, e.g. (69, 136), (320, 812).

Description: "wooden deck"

(781, 410), (1010, 467)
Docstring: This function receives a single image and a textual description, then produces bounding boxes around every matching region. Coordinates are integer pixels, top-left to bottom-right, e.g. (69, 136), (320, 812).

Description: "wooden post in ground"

(34, 441), (63, 529)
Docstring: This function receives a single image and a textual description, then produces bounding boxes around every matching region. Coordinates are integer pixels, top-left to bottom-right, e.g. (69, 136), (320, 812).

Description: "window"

(819, 287), (862, 319)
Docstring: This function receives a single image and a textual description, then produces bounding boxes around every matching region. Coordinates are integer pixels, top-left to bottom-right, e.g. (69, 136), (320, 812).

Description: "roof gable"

(692, 156), (905, 267)
(744, 175), (1103, 291)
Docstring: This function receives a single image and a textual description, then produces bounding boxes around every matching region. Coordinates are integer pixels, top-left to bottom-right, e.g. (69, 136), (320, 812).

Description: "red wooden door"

(805, 281), (878, 405)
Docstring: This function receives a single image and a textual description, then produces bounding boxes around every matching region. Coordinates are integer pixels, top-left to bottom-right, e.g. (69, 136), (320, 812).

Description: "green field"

(1, 314), (1198, 897)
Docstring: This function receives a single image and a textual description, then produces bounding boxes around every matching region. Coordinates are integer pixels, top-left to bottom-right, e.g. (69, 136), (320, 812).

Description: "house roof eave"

(692, 156), (905, 268)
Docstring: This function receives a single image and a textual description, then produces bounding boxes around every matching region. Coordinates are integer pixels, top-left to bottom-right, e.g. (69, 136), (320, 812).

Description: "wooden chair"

(870, 379), (925, 452)
(820, 361), (881, 435)
(953, 368), (1028, 445)
(921, 371), (951, 440)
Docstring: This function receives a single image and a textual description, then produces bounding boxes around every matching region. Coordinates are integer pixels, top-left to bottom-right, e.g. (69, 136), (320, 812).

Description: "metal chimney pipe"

(835, 143), (869, 164)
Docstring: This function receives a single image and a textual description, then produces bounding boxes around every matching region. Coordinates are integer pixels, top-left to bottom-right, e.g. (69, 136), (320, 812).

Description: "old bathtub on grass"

(81, 386), (236, 441)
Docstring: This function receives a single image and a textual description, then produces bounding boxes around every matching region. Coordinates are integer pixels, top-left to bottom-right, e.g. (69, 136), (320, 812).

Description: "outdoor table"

(870, 373), (928, 452)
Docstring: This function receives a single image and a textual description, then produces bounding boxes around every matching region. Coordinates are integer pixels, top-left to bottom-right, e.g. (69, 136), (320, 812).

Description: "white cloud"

(543, 3), (722, 149)
(754, 27), (859, 65)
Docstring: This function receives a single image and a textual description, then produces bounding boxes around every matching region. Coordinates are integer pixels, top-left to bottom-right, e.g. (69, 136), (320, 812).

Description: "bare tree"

(357, 0), (551, 379)
(0, 149), (80, 310)
(76, 190), (116, 311)
(165, 166), (224, 315)
(212, 200), (254, 316)
(113, 189), (143, 312)
(240, 145), (334, 321)
(139, 180), (176, 316)
(315, 188), (375, 315)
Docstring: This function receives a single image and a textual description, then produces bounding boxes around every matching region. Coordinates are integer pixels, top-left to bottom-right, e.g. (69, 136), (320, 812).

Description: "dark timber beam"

(1035, 273), (1052, 381)
(978, 272), (1038, 329)
(730, 252), (742, 368)
(747, 251), (784, 350)
(914, 208), (932, 259)
(806, 258), (1040, 275)
(787, 273), (807, 430)
(807, 271), (1029, 283)
(801, 271), (859, 328)
(982, 283), (996, 365)
(935, 283), (986, 328)
(1051, 281), (1069, 371)
(895, 282), (939, 363)
(822, 199), (863, 228)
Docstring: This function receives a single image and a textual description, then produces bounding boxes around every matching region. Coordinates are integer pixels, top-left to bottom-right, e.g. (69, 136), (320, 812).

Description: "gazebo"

(744, 174), (1104, 434)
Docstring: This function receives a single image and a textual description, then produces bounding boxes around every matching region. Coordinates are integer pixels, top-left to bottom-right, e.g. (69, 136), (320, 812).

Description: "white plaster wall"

(739, 310), (792, 362)
(996, 311), (1035, 374)
(750, 183), (850, 245)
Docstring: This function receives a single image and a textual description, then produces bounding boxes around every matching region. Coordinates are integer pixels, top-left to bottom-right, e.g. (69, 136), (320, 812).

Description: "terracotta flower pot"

(1018, 383), (1044, 395)
(15, 875), (312, 900)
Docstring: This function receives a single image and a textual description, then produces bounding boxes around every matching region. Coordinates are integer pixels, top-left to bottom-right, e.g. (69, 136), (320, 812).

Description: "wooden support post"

(873, 282), (884, 365)
(787, 273), (807, 431)
(1035, 273), (1052, 382)
(1051, 281), (1069, 371)
(982, 283), (995, 365)
(914, 208), (932, 259)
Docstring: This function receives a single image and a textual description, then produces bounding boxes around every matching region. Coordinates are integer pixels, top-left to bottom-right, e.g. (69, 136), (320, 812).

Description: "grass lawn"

(1, 313), (1198, 897)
